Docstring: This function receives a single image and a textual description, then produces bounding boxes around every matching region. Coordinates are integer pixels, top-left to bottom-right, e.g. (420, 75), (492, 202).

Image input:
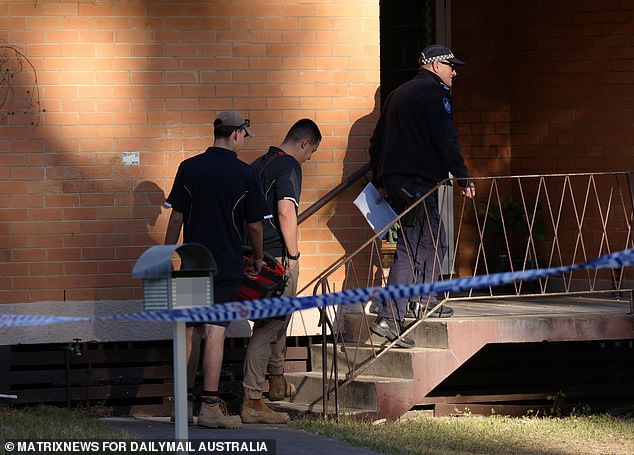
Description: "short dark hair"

(283, 118), (321, 144)
(213, 119), (239, 139)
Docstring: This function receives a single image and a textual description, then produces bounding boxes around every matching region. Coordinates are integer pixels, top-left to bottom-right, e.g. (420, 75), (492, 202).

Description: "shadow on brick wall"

(326, 86), (381, 299)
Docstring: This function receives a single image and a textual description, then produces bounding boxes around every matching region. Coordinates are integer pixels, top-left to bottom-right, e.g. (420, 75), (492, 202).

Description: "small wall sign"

(122, 152), (140, 166)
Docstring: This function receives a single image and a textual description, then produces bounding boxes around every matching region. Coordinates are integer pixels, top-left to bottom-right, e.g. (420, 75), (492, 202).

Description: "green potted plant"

(380, 222), (399, 268)
(478, 198), (545, 291)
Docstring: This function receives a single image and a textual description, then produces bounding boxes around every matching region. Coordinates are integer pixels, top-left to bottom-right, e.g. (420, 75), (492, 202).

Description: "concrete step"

(270, 398), (375, 420)
(310, 343), (447, 379)
(285, 371), (412, 413)
(342, 312), (450, 349)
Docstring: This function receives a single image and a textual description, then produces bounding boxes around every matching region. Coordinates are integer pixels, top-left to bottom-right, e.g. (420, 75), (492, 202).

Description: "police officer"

(369, 44), (475, 348)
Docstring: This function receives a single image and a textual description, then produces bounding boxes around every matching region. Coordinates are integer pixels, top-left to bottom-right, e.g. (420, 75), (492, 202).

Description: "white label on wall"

(122, 152), (140, 166)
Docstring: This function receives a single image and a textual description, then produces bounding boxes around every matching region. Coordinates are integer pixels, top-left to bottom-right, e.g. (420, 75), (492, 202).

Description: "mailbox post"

(132, 244), (217, 441)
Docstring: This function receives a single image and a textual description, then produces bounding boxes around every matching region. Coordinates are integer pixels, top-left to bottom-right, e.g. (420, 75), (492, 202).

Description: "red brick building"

(1, 0), (633, 308)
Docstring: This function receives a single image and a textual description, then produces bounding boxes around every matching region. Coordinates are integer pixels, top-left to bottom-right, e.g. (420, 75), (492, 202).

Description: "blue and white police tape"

(0, 313), (90, 328)
(1, 248), (633, 328)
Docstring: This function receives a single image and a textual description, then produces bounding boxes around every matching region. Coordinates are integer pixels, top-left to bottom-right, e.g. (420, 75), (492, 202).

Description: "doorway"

(378, 0), (454, 274)
(379, 0), (437, 100)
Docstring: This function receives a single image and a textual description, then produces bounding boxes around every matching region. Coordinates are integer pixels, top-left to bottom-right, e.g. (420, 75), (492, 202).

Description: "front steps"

(285, 313), (454, 419)
(280, 298), (634, 419)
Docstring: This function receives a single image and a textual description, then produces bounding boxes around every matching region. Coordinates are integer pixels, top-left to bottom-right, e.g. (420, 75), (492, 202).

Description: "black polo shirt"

(251, 147), (302, 257)
(166, 146), (269, 280)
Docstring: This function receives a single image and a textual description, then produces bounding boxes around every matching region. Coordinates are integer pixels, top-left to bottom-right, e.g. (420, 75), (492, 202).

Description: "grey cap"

(214, 110), (254, 137)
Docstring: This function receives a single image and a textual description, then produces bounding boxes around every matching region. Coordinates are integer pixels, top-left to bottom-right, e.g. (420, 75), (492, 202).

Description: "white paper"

(353, 182), (398, 239)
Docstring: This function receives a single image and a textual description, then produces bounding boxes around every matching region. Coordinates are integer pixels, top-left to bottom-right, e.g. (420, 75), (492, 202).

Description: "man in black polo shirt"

(165, 111), (268, 429)
(241, 119), (321, 424)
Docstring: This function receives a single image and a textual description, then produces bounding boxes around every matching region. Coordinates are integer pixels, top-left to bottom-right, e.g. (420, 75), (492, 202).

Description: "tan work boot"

(240, 397), (290, 424)
(268, 374), (296, 402)
(197, 398), (242, 429)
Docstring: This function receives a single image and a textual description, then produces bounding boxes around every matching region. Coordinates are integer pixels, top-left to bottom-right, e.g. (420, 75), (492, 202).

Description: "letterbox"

(132, 243), (217, 310)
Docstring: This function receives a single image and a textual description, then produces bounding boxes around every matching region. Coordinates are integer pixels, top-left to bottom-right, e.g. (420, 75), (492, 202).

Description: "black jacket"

(369, 69), (470, 189)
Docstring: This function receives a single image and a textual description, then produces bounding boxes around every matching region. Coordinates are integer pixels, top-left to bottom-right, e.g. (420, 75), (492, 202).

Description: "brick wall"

(452, 0), (634, 273)
(453, 0), (634, 176)
(452, 0), (512, 179)
(449, 0), (513, 273)
(504, 1), (634, 263)
(4, 0), (630, 305)
(0, 1), (379, 304)
(507, 1), (634, 174)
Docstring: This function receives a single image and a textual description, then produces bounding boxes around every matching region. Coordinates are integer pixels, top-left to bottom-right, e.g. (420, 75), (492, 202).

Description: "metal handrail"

(309, 171), (634, 417)
(295, 161), (370, 417)
(298, 163), (370, 225)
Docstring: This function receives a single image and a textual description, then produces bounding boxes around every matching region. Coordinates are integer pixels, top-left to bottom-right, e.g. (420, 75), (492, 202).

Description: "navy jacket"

(369, 69), (470, 189)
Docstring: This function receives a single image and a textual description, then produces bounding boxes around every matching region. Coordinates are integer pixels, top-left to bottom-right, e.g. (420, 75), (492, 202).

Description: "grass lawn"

(0, 405), (131, 440)
(294, 412), (634, 455)
(1, 405), (633, 455)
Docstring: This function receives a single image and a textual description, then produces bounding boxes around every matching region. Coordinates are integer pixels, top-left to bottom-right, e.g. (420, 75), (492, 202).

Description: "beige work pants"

(242, 258), (299, 399)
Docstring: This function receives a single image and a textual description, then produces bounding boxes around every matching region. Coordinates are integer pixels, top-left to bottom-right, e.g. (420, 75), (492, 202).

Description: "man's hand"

(461, 184), (475, 199)
(376, 186), (388, 203)
(244, 257), (263, 280)
(246, 220), (264, 279)
(164, 210), (184, 245)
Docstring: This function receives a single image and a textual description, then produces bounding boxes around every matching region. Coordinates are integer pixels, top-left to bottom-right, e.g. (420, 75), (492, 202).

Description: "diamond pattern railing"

(300, 172), (634, 417)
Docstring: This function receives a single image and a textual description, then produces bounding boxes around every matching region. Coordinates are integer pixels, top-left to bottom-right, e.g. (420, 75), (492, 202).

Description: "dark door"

(379, 0), (437, 101)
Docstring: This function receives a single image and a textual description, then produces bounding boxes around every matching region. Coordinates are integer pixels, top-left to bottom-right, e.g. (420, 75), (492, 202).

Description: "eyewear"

(439, 61), (456, 71)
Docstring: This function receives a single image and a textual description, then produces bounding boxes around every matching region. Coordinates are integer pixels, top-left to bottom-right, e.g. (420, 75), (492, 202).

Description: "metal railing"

(298, 162), (370, 225)
(304, 171), (634, 417)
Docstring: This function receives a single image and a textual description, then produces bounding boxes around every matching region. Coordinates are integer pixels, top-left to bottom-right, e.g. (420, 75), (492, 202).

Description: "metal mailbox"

(132, 243), (217, 310)
(132, 243), (218, 441)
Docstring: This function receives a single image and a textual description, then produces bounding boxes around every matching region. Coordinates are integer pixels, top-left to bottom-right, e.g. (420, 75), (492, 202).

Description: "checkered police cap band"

(420, 52), (456, 65)
(419, 44), (465, 66)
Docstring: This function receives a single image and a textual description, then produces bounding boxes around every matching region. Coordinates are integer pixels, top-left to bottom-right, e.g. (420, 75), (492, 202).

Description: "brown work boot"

(268, 374), (296, 401)
(240, 397), (290, 424)
(197, 398), (242, 429)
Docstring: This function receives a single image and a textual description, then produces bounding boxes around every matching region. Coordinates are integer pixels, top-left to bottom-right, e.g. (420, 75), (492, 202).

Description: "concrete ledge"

(0, 300), (253, 345)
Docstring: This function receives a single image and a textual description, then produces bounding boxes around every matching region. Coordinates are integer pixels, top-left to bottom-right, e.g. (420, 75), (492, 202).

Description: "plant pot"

(380, 240), (397, 269)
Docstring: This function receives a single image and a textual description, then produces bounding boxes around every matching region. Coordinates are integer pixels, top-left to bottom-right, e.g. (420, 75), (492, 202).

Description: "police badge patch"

(443, 98), (452, 114)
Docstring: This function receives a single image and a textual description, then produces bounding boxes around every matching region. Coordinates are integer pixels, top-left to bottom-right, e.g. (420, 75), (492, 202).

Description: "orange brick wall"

(507, 1), (634, 174)
(4, 0), (629, 305)
(453, 0), (634, 176)
(451, 0), (634, 268)
(452, 0), (512, 179)
(0, 1), (379, 303)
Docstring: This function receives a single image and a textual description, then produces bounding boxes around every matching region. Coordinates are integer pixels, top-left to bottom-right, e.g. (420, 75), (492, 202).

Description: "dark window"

(380, 0), (436, 101)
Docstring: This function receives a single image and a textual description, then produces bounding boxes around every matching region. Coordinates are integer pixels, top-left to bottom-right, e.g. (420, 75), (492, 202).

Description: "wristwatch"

(287, 252), (300, 260)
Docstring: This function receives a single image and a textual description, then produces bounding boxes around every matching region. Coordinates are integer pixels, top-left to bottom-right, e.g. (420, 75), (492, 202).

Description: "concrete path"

(101, 416), (383, 455)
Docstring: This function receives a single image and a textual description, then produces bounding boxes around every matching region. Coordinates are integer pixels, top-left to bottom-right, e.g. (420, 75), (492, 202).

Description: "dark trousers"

(378, 176), (447, 322)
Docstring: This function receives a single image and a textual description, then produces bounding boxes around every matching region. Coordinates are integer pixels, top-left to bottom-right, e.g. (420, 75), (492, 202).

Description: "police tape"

(1, 248), (633, 328)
